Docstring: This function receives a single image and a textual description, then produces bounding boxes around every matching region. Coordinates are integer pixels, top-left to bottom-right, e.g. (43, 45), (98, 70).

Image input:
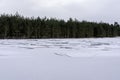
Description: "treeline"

(0, 13), (120, 39)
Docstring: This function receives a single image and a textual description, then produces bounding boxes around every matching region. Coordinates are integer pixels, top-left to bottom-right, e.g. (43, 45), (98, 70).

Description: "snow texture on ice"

(0, 37), (120, 57)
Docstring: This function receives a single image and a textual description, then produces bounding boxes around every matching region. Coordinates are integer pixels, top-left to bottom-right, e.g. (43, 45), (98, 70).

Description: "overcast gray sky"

(0, 0), (120, 24)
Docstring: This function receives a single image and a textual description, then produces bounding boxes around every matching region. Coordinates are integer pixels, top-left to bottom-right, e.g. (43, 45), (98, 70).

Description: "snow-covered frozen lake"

(0, 37), (120, 80)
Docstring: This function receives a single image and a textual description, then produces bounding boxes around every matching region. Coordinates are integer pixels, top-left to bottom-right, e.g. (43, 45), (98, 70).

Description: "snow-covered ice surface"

(0, 37), (120, 80)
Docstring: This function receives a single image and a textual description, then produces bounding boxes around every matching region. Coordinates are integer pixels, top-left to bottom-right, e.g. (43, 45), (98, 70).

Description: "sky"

(0, 0), (120, 24)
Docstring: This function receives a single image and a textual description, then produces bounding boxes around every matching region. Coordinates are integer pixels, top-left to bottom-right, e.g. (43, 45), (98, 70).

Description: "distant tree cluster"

(0, 13), (120, 39)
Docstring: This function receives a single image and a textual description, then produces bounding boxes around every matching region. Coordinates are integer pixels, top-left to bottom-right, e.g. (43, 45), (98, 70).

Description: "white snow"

(0, 37), (120, 80)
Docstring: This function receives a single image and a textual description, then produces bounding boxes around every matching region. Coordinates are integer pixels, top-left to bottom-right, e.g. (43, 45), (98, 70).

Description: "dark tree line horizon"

(0, 13), (120, 39)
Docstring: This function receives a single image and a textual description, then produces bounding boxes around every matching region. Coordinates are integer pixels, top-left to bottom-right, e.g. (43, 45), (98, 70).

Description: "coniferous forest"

(0, 13), (120, 39)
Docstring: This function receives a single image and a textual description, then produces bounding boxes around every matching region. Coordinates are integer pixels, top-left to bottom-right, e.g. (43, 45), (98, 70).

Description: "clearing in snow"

(0, 37), (120, 80)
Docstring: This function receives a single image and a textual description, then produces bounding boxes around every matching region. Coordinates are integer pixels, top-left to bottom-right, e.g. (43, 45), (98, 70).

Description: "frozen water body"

(0, 37), (120, 80)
